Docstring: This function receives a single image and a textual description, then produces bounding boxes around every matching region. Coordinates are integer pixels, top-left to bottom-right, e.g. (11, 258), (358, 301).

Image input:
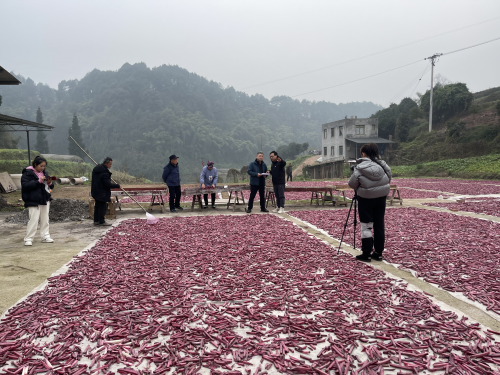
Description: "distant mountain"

(0, 63), (382, 181)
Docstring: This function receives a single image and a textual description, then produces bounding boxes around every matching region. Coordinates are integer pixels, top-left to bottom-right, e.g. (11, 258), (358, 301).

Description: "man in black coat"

(269, 151), (286, 213)
(91, 157), (120, 226)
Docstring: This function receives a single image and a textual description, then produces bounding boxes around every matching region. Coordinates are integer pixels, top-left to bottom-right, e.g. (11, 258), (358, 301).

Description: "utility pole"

(425, 53), (442, 132)
(260, 135), (263, 152)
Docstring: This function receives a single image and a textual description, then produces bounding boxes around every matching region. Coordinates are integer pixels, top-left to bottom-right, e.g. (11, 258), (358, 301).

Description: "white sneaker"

(25, 241), (32, 246)
(41, 238), (54, 243)
(272, 207), (279, 213)
(278, 208), (285, 214)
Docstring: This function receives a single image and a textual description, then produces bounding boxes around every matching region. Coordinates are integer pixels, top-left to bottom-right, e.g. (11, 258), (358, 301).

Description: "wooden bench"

(110, 187), (168, 213)
(387, 184), (403, 206)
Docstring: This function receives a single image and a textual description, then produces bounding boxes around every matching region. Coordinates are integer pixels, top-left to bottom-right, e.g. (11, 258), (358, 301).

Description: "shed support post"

(26, 130), (31, 165)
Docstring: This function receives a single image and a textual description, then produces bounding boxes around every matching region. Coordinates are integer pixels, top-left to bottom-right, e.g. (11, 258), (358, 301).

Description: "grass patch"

(391, 154), (500, 180)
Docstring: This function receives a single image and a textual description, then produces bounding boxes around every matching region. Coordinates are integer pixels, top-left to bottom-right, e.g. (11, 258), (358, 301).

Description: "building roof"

(0, 113), (53, 132)
(0, 66), (21, 85)
(345, 137), (394, 144)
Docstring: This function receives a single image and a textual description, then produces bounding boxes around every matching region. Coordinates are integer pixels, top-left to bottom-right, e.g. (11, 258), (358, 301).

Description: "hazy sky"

(2, 0), (499, 107)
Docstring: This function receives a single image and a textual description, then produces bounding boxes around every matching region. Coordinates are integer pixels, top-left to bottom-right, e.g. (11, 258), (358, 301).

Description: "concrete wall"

(321, 117), (379, 161)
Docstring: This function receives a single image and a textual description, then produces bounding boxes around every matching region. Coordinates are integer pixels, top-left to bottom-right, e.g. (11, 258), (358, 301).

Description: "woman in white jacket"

(348, 143), (392, 262)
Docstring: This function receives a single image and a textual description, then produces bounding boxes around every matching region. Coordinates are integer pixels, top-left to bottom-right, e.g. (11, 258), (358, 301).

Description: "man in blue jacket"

(162, 155), (183, 213)
(246, 152), (269, 213)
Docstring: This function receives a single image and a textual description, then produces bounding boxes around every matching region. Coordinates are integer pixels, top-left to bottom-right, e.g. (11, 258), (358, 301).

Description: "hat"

(169, 155), (179, 160)
(207, 161), (214, 167)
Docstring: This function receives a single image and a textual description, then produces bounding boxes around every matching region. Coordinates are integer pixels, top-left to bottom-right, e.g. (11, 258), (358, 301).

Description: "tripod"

(337, 191), (358, 255)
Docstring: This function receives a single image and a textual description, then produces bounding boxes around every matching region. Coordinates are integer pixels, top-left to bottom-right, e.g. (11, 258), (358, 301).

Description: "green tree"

(371, 97), (418, 139)
(227, 168), (240, 183)
(496, 101), (500, 117)
(421, 83), (473, 123)
(395, 113), (411, 142)
(35, 107), (49, 153)
(276, 142), (309, 160)
(68, 114), (86, 159)
(446, 120), (466, 138)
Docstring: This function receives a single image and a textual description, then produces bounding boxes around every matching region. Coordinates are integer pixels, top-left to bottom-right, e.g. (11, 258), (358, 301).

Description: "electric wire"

(214, 59), (424, 114)
(386, 62), (431, 106)
(241, 16), (500, 90)
(443, 36), (500, 56)
(217, 35), (500, 114)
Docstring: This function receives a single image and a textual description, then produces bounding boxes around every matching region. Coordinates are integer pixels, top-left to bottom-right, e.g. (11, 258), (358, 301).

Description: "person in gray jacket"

(200, 161), (218, 209)
(348, 143), (391, 262)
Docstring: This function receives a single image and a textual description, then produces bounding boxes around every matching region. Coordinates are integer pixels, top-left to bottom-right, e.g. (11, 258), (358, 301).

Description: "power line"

(386, 62), (431, 106)
(214, 59), (424, 114)
(240, 16), (500, 90)
(425, 36), (500, 132)
(443, 36), (500, 56)
(218, 34), (500, 115)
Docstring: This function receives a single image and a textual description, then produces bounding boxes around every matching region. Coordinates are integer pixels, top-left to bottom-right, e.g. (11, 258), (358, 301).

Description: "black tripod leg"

(353, 196), (357, 250)
(337, 197), (355, 255)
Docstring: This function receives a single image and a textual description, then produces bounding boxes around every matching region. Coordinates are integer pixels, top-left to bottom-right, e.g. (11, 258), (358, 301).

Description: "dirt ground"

(292, 155), (320, 177)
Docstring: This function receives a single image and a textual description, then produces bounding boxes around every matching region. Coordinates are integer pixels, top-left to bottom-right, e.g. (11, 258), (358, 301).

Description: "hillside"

(391, 153), (500, 180)
(0, 63), (382, 182)
(375, 84), (500, 169)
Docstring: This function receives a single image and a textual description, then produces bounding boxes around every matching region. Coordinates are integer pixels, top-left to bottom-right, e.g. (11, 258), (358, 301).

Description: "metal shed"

(0, 113), (54, 164)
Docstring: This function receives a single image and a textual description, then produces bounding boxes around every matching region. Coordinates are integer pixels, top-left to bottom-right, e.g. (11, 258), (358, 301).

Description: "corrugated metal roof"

(345, 137), (394, 144)
(0, 113), (53, 132)
(0, 66), (21, 85)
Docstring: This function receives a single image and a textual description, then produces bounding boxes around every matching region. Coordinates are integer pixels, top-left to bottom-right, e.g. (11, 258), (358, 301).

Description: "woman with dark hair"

(21, 155), (55, 246)
(348, 143), (391, 262)
(200, 161), (218, 209)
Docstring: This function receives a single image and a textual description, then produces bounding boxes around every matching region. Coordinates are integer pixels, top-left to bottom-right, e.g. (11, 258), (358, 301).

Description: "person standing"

(162, 155), (183, 213)
(269, 151), (287, 213)
(286, 163), (293, 182)
(246, 152), (269, 213)
(348, 143), (391, 262)
(91, 157), (120, 226)
(21, 156), (55, 246)
(200, 161), (218, 209)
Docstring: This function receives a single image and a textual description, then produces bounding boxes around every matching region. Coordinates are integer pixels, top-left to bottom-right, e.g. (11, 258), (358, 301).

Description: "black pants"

(169, 185), (181, 209)
(287, 174), (292, 182)
(94, 200), (108, 224)
(357, 195), (386, 256)
(248, 184), (266, 210)
(204, 193), (216, 206)
(273, 184), (285, 208)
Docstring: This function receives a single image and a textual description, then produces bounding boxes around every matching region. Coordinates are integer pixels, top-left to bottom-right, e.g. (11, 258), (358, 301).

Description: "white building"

(321, 116), (393, 161)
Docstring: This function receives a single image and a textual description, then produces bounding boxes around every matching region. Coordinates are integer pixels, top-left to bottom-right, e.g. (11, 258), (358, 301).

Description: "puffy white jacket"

(348, 157), (392, 199)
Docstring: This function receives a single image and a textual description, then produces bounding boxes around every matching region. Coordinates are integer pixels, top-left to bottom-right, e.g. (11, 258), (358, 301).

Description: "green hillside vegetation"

(373, 83), (500, 172)
(0, 149), (149, 183)
(0, 63), (382, 182)
(391, 154), (500, 180)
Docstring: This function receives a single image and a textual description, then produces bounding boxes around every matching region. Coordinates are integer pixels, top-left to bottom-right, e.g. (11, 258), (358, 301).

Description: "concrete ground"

(2, 196), (500, 332)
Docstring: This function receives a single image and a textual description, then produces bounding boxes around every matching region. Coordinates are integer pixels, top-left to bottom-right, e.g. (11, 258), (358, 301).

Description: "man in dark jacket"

(91, 157), (120, 226)
(162, 155), (183, 213)
(269, 151), (287, 213)
(246, 152), (269, 213)
(286, 163), (293, 182)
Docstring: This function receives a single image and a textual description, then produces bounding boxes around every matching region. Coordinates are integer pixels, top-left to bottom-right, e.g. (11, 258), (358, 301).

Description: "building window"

(331, 128), (335, 137)
(372, 124), (376, 132)
(323, 129), (327, 139)
(355, 125), (365, 135)
(331, 146), (334, 155)
(339, 126), (343, 136)
(339, 146), (343, 155)
(323, 147), (327, 156)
